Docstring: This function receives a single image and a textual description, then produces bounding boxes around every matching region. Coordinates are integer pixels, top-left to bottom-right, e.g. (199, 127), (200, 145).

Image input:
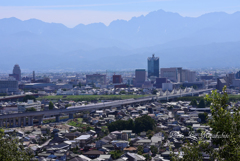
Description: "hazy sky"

(0, 0), (240, 27)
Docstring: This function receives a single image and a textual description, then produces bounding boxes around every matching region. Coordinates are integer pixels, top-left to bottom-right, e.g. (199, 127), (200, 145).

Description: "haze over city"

(1, 1), (240, 161)
(0, 0), (240, 72)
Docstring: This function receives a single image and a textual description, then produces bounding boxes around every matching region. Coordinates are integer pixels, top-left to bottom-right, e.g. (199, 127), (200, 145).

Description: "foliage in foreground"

(172, 86), (240, 161)
(0, 130), (33, 161)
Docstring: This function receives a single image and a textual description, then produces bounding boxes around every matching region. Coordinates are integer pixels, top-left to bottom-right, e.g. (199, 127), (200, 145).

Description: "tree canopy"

(110, 150), (123, 159)
(25, 107), (37, 112)
(150, 145), (158, 156)
(107, 115), (155, 134)
(197, 99), (205, 108)
(23, 95), (36, 102)
(198, 112), (208, 123)
(135, 115), (156, 134)
(49, 101), (54, 110)
(190, 99), (198, 107)
(108, 119), (134, 132)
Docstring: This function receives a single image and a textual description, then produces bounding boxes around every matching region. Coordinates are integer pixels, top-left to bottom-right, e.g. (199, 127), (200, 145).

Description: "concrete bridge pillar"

(13, 118), (16, 127)
(18, 117), (22, 127)
(30, 117), (33, 126)
(69, 113), (74, 119)
(23, 117), (26, 126)
(5, 119), (8, 128)
(28, 117), (30, 126)
(38, 117), (43, 125)
(8, 119), (12, 127)
(56, 115), (60, 122)
(28, 117), (33, 126)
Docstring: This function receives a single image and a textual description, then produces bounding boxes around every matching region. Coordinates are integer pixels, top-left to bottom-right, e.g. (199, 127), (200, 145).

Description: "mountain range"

(0, 9), (240, 72)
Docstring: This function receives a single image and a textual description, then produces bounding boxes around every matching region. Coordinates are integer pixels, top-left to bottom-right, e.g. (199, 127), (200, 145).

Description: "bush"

(25, 107), (36, 112)
(110, 150), (123, 159)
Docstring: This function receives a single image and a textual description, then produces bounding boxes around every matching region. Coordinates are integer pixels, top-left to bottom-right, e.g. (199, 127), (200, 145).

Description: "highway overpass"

(0, 88), (213, 128)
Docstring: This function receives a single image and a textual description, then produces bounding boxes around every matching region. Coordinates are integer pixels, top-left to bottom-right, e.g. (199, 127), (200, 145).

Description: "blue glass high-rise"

(148, 54), (159, 78)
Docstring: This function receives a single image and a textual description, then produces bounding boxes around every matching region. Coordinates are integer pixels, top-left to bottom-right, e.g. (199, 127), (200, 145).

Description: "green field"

(37, 95), (147, 102)
(68, 118), (93, 131)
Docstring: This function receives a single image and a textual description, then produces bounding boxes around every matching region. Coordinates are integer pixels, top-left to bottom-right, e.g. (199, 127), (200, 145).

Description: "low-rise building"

(75, 135), (92, 147)
(18, 100), (41, 112)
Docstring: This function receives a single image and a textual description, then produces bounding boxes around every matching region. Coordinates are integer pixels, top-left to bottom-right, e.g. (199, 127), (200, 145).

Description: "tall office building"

(181, 69), (196, 83)
(9, 64), (21, 81)
(134, 69), (146, 87)
(0, 79), (19, 94)
(225, 73), (235, 86)
(148, 54), (159, 78)
(86, 74), (106, 85)
(161, 68), (181, 82)
(236, 71), (240, 79)
(113, 75), (122, 84)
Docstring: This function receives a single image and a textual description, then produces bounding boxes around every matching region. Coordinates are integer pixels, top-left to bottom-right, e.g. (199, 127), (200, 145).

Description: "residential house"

(75, 135), (92, 147)
(83, 150), (104, 159)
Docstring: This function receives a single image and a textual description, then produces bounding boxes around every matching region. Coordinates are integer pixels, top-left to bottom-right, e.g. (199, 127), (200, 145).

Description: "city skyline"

(0, 1), (240, 161)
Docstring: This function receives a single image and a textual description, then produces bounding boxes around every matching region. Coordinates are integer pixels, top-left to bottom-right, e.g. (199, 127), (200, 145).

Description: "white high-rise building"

(9, 64), (21, 81)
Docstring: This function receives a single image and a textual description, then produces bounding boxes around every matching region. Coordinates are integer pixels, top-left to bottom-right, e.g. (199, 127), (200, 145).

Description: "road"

(0, 88), (212, 120)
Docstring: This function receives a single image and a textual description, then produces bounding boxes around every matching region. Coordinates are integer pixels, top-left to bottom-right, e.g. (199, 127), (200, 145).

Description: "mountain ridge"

(0, 9), (240, 71)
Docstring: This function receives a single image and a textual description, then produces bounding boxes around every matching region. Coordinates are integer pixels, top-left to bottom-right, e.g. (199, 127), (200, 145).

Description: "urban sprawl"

(0, 54), (240, 161)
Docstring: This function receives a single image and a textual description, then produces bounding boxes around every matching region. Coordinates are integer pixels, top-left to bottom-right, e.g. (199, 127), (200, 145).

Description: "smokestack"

(33, 71), (35, 81)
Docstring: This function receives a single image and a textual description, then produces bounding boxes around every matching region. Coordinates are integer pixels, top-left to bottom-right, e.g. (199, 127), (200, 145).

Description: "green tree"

(205, 100), (211, 107)
(135, 115), (156, 134)
(152, 89), (158, 95)
(108, 119), (135, 132)
(86, 126), (91, 131)
(205, 86), (240, 160)
(190, 99), (198, 107)
(143, 154), (152, 161)
(0, 128), (4, 134)
(49, 101), (54, 110)
(0, 133), (33, 160)
(198, 99), (205, 108)
(23, 95), (36, 102)
(171, 141), (210, 161)
(137, 146), (143, 155)
(110, 150), (123, 159)
(150, 145), (158, 156)
(119, 90), (126, 94)
(25, 107), (37, 112)
(198, 112), (208, 123)
(172, 86), (240, 160)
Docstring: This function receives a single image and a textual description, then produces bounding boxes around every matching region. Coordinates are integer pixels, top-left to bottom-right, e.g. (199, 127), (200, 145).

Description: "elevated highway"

(0, 88), (213, 127)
